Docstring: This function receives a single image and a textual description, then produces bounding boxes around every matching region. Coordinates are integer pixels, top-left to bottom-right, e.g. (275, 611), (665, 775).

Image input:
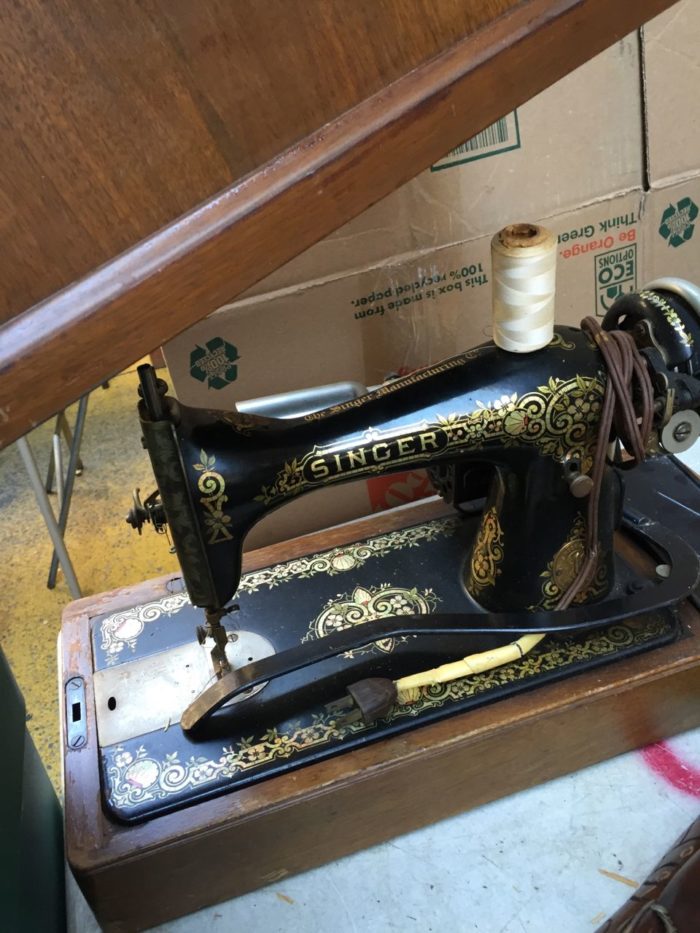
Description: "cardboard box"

(165, 191), (643, 409)
(245, 35), (643, 297)
(643, 0), (700, 187)
(163, 31), (651, 549)
(642, 176), (700, 282)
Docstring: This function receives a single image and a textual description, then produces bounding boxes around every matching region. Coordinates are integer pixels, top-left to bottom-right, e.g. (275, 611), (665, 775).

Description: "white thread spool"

(491, 223), (557, 353)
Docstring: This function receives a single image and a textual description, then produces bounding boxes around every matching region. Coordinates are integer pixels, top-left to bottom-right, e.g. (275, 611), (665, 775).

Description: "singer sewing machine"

(62, 278), (700, 930)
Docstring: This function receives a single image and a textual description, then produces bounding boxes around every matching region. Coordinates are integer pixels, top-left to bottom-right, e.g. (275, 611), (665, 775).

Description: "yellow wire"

(394, 632), (546, 704)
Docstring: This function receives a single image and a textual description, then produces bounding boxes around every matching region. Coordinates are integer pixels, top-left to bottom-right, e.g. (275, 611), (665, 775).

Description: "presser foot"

(197, 605), (240, 678)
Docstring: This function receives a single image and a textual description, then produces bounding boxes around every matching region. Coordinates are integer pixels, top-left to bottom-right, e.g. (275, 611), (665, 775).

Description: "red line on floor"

(640, 741), (700, 798)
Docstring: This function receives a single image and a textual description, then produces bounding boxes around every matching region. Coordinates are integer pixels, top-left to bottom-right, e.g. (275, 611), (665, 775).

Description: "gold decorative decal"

(257, 375), (606, 506)
(106, 614), (670, 812)
(99, 593), (190, 665)
(303, 584), (439, 658)
(303, 352), (477, 423)
(218, 411), (260, 436)
(639, 290), (694, 346)
(549, 332), (576, 351)
(535, 514), (608, 609)
(238, 518), (458, 594)
(193, 450), (233, 545)
(436, 375), (604, 470)
(467, 507), (504, 594)
(257, 420), (440, 503)
(99, 518), (460, 663)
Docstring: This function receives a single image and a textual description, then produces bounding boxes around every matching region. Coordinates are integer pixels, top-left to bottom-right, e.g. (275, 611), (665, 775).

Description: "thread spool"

(491, 223), (557, 353)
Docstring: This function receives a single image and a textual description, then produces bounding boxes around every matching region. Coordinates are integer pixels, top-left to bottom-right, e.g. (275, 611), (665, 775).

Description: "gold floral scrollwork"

(106, 614), (671, 812)
(98, 519), (458, 664)
(303, 583), (439, 658)
(99, 593), (190, 665)
(663, 305), (694, 346)
(467, 507), (504, 594)
(219, 411), (260, 436)
(193, 450), (233, 545)
(436, 374), (605, 474)
(536, 514), (608, 609)
(238, 518), (458, 594)
(257, 373), (606, 507)
(549, 332), (576, 351)
(257, 457), (306, 504)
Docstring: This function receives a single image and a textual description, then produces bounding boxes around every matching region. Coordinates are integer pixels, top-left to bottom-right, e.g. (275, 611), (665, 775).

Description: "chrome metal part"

(660, 410), (700, 454)
(644, 277), (700, 319)
(94, 631), (275, 747)
(568, 473), (594, 498)
(17, 436), (81, 599)
(65, 677), (87, 749)
(237, 381), (367, 419)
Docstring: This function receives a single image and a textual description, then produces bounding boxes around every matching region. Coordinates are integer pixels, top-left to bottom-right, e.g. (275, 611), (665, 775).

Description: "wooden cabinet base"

(61, 507), (700, 932)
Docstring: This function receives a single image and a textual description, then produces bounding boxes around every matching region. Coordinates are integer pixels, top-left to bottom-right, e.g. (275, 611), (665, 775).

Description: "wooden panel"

(0, 0), (676, 447)
(61, 502), (700, 931)
(0, 0), (517, 325)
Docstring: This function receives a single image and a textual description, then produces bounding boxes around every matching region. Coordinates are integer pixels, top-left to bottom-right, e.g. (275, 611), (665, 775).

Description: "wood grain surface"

(0, 0), (518, 327)
(0, 0), (676, 448)
(61, 500), (700, 931)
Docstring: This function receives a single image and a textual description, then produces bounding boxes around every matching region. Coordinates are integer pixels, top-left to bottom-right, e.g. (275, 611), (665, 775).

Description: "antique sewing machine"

(62, 274), (700, 930)
(75, 273), (698, 814)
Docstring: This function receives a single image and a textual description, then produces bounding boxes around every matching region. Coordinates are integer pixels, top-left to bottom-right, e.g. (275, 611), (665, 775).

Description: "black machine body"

(129, 280), (700, 735)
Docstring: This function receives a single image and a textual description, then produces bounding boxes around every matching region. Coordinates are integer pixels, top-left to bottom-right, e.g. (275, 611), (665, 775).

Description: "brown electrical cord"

(557, 317), (655, 610)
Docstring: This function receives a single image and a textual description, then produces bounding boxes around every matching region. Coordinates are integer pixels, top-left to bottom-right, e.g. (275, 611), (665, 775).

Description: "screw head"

(673, 421), (692, 443)
(70, 734), (86, 749)
(569, 474), (594, 498)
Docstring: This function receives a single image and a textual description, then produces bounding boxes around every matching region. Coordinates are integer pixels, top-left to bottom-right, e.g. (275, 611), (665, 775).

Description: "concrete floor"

(67, 731), (700, 932)
(0, 367), (179, 790)
(2, 369), (699, 930)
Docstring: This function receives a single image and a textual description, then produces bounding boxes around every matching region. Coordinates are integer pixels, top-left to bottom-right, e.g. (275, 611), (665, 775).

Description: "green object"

(0, 649), (66, 932)
(189, 337), (240, 389)
(594, 243), (637, 315)
(659, 197), (698, 248)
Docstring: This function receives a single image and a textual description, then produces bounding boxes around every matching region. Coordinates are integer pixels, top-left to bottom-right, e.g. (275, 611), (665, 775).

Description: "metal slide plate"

(94, 632), (274, 747)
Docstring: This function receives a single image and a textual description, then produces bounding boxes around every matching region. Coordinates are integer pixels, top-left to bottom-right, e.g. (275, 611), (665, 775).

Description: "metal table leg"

(45, 411), (84, 494)
(47, 395), (89, 590)
(16, 437), (81, 600)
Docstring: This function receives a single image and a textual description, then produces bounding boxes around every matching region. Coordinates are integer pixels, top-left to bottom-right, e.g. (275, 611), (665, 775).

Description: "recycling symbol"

(658, 197), (698, 248)
(189, 337), (240, 390)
